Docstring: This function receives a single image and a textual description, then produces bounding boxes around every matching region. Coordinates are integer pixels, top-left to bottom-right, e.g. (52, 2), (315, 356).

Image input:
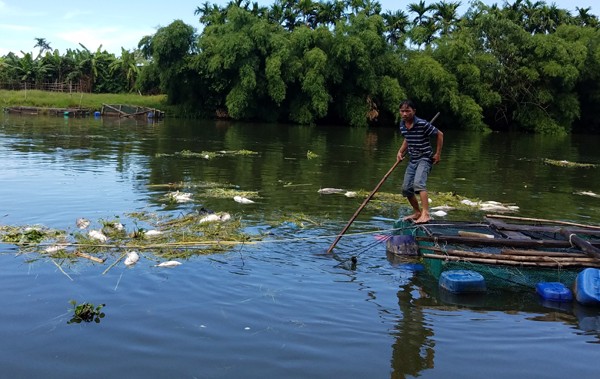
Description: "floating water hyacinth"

(157, 260), (182, 267)
(124, 251), (139, 266)
(233, 195), (254, 204)
(76, 218), (90, 229)
(88, 230), (107, 242)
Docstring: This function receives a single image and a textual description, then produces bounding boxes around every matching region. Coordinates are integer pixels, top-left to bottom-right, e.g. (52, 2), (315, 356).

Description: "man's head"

(399, 100), (416, 122)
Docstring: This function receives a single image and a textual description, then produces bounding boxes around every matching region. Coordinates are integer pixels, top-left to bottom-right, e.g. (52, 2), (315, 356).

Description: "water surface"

(1, 114), (599, 378)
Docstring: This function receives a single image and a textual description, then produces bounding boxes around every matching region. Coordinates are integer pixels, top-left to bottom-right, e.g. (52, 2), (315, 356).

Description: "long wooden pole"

(486, 214), (600, 230)
(326, 112), (440, 254)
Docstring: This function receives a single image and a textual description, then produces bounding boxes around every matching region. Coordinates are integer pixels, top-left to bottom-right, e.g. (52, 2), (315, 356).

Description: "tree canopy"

(2, 0), (600, 134)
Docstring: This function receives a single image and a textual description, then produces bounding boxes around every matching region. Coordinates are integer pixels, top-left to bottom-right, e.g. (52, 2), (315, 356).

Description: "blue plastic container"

(574, 268), (600, 305)
(536, 282), (573, 302)
(439, 270), (486, 294)
(398, 263), (424, 272)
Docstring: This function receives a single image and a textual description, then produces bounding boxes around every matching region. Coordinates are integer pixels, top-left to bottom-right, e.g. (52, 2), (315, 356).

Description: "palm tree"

(33, 37), (52, 59)
(195, 1), (225, 26)
(407, 0), (433, 26)
(382, 10), (410, 46)
(432, 1), (461, 36)
(574, 7), (599, 27)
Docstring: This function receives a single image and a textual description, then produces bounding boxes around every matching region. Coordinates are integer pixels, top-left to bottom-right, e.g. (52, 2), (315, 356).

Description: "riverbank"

(0, 89), (168, 114)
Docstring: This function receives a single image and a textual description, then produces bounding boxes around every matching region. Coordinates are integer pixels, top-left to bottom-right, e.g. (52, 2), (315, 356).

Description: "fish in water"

(76, 218), (90, 229)
(88, 230), (107, 242)
(124, 251), (140, 266)
(432, 210), (447, 217)
(167, 191), (193, 203)
(234, 195), (254, 204)
(144, 230), (163, 238)
(199, 212), (231, 223)
(157, 260), (182, 267)
(44, 243), (68, 253)
(318, 188), (345, 194)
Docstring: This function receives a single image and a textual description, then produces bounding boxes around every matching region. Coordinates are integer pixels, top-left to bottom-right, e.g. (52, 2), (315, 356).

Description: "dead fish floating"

(460, 199), (519, 212)
(199, 212), (232, 223)
(76, 218), (90, 229)
(156, 260), (182, 267)
(124, 251), (140, 266)
(144, 230), (163, 238)
(318, 188), (345, 194)
(166, 191), (193, 203)
(88, 230), (107, 242)
(576, 191), (600, 198)
(44, 244), (68, 253)
(233, 195), (254, 204)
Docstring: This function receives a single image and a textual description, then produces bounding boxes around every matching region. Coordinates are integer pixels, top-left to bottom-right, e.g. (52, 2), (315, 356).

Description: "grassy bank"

(1, 90), (170, 113)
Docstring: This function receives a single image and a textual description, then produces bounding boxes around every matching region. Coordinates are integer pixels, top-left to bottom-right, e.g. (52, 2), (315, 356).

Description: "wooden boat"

(390, 215), (600, 292)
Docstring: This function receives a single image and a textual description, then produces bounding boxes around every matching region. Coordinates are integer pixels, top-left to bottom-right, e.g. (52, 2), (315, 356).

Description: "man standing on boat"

(397, 100), (444, 224)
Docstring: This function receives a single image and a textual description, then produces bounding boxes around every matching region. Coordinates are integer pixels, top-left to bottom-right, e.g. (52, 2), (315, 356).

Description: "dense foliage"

(1, 0), (599, 133)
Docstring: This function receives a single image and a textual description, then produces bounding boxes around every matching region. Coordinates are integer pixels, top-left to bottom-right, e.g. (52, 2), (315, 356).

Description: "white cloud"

(63, 10), (93, 20)
(0, 23), (32, 32)
(56, 25), (155, 53)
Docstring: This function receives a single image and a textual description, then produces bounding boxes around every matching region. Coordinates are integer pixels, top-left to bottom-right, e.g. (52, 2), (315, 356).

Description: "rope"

(568, 233), (576, 248)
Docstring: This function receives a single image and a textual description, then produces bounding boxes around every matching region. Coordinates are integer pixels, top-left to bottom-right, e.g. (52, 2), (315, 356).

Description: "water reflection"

(385, 251), (600, 378)
(391, 280), (435, 378)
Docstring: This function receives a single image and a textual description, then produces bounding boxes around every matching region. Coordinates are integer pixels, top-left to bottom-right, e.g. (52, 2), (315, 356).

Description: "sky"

(0, 0), (597, 57)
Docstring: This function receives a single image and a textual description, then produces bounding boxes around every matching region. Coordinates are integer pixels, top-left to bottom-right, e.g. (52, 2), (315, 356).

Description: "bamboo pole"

(501, 248), (587, 258)
(560, 229), (600, 259)
(426, 246), (598, 264)
(486, 214), (600, 230)
(423, 253), (600, 268)
(416, 235), (572, 248)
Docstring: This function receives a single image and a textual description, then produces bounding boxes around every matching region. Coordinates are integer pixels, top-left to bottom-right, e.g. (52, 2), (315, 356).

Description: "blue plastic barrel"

(574, 268), (600, 305)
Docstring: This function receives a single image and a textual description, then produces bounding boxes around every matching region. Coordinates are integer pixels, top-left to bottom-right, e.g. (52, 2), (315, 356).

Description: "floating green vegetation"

(0, 210), (260, 270)
(268, 212), (324, 228)
(0, 225), (64, 245)
(542, 158), (597, 168)
(68, 300), (105, 324)
(203, 188), (259, 199)
(364, 191), (484, 212)
(307, 150), (319, 159)
(155, 149), (258, 159)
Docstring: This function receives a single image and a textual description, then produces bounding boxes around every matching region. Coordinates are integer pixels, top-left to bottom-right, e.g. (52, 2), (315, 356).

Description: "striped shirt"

(399, 116), (439, 161)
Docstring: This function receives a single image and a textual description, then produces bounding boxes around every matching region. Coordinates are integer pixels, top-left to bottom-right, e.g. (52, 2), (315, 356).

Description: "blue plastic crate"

(536, 282), (573, 302)
(439, 270), (486, 294)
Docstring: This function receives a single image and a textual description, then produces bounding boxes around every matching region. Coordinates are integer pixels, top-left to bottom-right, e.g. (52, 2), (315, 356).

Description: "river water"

(1, 114), (599, 378)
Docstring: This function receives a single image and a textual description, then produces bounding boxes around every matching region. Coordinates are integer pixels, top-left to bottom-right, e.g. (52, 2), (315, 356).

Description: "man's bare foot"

(403, 212), (421, 221)
(414, 214), (431, 224)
